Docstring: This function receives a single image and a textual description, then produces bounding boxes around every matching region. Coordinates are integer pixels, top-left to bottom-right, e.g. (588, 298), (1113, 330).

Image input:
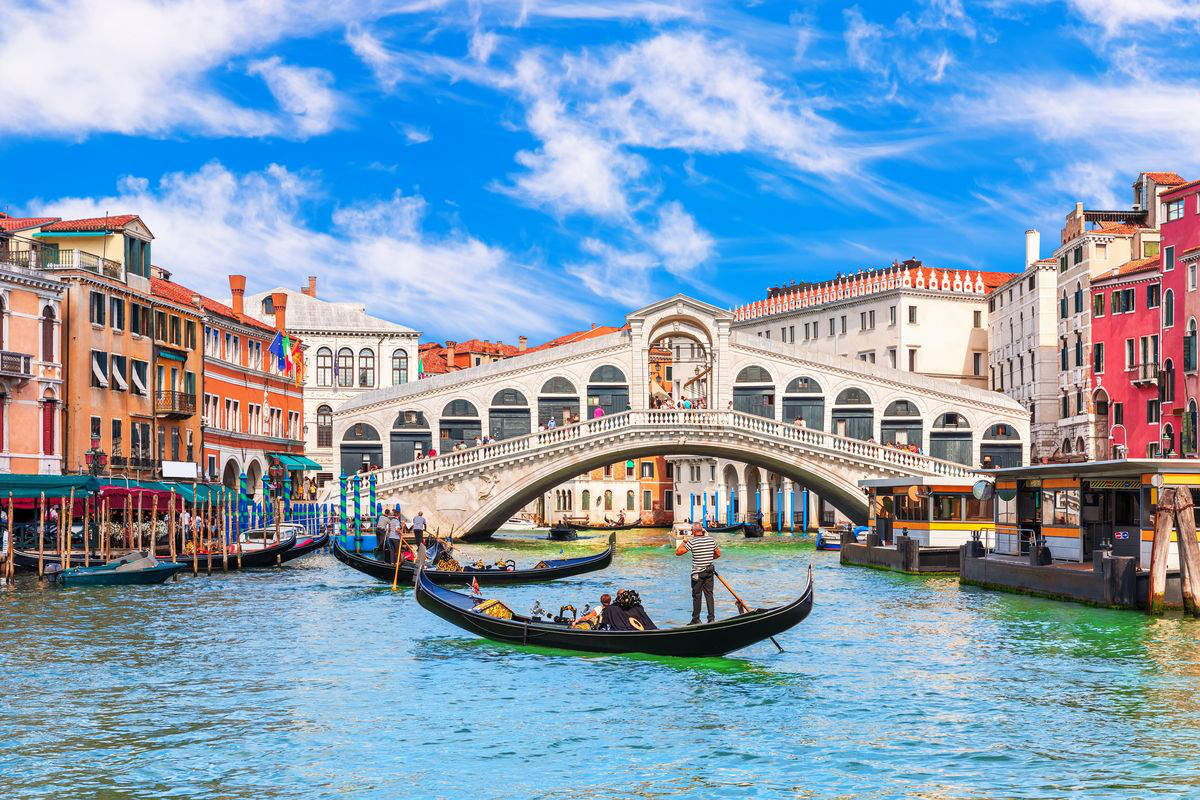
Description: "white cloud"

(469, 28), (501, 63)
(247, 57), (342, 136)
(567, 239), (659, 307)
(402, 125), (433, 144)
(1068, 0), (1200, 37)
(511, 0), (697, 24)
(26, 162), (588, 339)
(645, 202), (714, 274)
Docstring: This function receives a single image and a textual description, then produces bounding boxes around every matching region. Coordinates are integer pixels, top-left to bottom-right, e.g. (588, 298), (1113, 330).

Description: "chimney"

(229, 274), (246, 316)
(270, 291), (288, 332)
(1025, 229), (1040, 269)
(591, 323), (597, 330)
(301, 276), (317, 297)
(445, 340), (457, 370)
(518, 335), (527, 351)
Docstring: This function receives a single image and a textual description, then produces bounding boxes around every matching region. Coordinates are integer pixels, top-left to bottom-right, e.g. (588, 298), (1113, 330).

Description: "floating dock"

(839, 532), (959, 574)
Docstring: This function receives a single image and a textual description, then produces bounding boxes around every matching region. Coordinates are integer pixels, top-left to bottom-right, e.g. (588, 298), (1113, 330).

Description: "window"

(908, 348), (917, 371)
(626, 490), (636, 511)
(1093, 293), (1105, 317)
(311, 404), (332, 447)
(40, 307), (55, 362)
(155, 310), (167, 340)
(1148, 284), (1161, 310)
(1165, 289), (1175, 327)
(186, 429), (194, 461)
(640, 461), (654, 478)
(111, 419), (123, 457)
(1029, 275), (1035, 291)
(1061, 394), (1069, 418)
(89, 415), (101, 440)
(111, 355), (127, 391)
(337, 348), (354, 387)
(358, 348), (375, 387)
(789, 325), (795, 342)
(1164, 244), (1176, 272)
(1076, 388), (1084, 415)
(840, 315), (847, 335)
(89, 291), (106, 325)
(1073, 245), (1084, 264)
(828, 318), (834, 337)
(109, 297), (125, 330)
(316, 347), (333, 386)
(1191, 263), (1198, 292)
(1094, 342), (1104, 374)
(1074, 283), (1083, 313)
(860, 311), (867, 330)
(1125, 339), (1136, 369)
(972, 352), (982, 376)
(1113, 402), (1123, 425)
(1074, 336), (1083, 367)
(130, 360), (148, 396)
(1148, 398), (1161, 423)
(907, 305), (917, 324)
(973, 310), (982, 328)
(1060, 340), (1068, 371)
(889, 305), (897, 325)
(1059, 254), (1067, 272)
(391, 350), (409, 384)
(170, 427), (181, 461)
(643, 489), (652, 510)
(168, 315), (181, 345)
(185, 321), (196, 349)
(1167, 200), (1184, 222)
(888, 348), (897, 369)
(90, 351), (108, 388)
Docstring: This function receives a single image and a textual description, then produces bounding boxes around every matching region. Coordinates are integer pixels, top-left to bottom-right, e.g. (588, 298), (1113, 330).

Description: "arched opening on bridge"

(722, 462), (741, 521)
(782, 376), (823, 429)
(391, 411), (431, 465)
(930, 412), (972, 465)
(733, 366), (775, 418)
(440, 400), (482, 450)
(245, 459), (263, 502)
(587, 366), (628, 418)
(221, 458), (240, 492)
(832, 387), (873, 440)
(743, 464), (764, 523)
(881, 399), (922, 449)
(647, 332), (713, 409)
(981, 423), (1021, 469)
(341, 422), (382, 475)
(489, 388), (531, 440)
(539, 377), (579, 427)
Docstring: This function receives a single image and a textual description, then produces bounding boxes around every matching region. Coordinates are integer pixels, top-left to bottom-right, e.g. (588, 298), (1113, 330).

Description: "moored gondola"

(564, 520), (642, 531)
(333, 533), (615, 585)
(279, 532), (329, 564)
(414, 563), (814, 657)
(704, 523), (746, 534)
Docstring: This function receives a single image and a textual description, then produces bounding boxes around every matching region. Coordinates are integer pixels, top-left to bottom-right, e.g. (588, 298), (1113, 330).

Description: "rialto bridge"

(331, 296), (1028, 539)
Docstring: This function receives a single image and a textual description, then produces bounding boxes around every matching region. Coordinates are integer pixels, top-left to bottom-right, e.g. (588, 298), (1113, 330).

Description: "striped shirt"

(684, 534), (717, 575)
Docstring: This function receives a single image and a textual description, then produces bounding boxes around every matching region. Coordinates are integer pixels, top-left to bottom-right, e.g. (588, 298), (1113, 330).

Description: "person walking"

(675, 521), (720, 625)
(411, 511), (427, 547)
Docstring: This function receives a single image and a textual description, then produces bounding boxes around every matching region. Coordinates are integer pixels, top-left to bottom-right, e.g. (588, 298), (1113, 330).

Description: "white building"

(987, 231), (1059, 464)
(243, 277), (419, 482)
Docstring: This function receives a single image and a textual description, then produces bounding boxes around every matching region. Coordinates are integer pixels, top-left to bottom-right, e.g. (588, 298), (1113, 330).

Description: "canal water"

(3, 529), (1200, 799)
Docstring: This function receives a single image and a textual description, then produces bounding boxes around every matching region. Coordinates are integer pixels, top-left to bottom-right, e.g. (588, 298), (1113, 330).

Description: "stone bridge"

(331, 295), (1028, 537)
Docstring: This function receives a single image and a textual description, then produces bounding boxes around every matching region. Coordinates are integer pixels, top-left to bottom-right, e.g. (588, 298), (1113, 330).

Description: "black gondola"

(10, 532), (297, 572)
(703, 523), (746, 534)
(564, 520), (641, 531)
(548, 525), (577, 541)
(279, 532), (329, 563)
(332, 533), (615, 585)
(743, 524), (764, 538)
(414, 563), (813, 657)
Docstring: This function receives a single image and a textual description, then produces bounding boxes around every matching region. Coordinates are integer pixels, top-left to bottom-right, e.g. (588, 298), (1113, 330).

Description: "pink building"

(1160, 178), (1200, 455)
(1090, 257), (1162, 458)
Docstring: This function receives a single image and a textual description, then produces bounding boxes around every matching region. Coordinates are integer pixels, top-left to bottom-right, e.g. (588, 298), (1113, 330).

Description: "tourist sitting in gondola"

(600, 589), (657, 631)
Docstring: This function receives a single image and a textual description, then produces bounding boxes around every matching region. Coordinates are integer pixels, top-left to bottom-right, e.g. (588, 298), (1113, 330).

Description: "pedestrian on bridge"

(675, 522), (720, 625)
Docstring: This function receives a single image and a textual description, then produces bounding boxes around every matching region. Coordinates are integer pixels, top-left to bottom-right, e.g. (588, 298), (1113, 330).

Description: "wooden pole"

(61, 493), (71, 570)
(1173, 489), (1200, 617)
(5, 494), (13, 584)
(150, 494), (159, 561)
(135, 492), (144, 553)
(83, 498), (91, 568)
(36, 492), (45, 580)
(221, 493), (229, 572)
(124, 494), (132, 552)
(168, 491), (177, 568)
(103, 499), (111, 561)
(1149, 486), (1176, 615)
(205, 493), (213, 576)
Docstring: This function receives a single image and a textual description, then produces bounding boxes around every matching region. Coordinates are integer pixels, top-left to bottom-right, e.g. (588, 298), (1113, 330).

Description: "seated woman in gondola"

(600, 589), (657, 631)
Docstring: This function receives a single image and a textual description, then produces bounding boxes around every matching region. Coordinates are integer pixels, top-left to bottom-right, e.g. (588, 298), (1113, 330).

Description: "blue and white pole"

(339, 475), (348, 550)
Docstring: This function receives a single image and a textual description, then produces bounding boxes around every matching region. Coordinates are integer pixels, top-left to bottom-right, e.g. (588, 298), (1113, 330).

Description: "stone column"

(783, 478), (794, 531)
(759, 480), (772, 530)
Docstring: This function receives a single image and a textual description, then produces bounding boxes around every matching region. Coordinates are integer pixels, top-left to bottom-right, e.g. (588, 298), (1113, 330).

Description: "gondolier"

(411, 511), (427, 546)
(675, 522), (720, 625)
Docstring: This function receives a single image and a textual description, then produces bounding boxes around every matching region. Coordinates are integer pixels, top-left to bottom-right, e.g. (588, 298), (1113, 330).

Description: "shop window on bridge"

(930, 412), (972, 465)
(440, 400), (482, 450)
(782, 376), (823, 429)
(390, 410), (430, 465)
(340, 422), (382, 475)
(539, 376), (579, 427)
(587, 365), (628, 418)
(881, 399), (922, 449)
(733, 366), (775, 419)
(316, 404), (333, 447)
(980, 423), (1021, 469)
(489, 388), (531, 440)
(832, 387), (873, 440)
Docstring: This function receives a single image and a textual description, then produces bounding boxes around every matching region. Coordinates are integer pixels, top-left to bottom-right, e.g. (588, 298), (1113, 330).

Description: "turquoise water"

(3, 528), (1200, 799)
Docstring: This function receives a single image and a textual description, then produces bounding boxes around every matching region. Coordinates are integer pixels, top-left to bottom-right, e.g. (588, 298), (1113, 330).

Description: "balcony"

(155, 390), (196, 418)
(44, 248), (124, 281)
(1132, 362), (1159, 385)
(0, 236), (52, 270)
(0, 350), (33, 380)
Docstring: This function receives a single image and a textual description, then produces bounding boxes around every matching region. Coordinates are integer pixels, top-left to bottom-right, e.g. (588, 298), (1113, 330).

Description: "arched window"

(832, 387), (873, 440)
(736, 366), (773, 384)
(336, 348), (354, 387)
(0, 296), (6, 349)
(1186, 399), (1199, 455)
(1165, 289), (1175, 327)
(491, 389), (527, 406)
(440, 400), (481, 449)
(316, 404), (333, 447)
(835, 387), (871, 405)
(783, 376), (823, 429)
(358, 348), (375, 387)
(603, 490), (613, 511)
(1188, 319), (1199, 372)
(41, 307), (55, 362)
(1062, 438), (1072, 454)
(588, 366), (628, 417)
(539, 377), (578, 427)
(734, 365), (774, 418)
(490, 389), (530, 440)
(882, 399), (921, 448)
(392, 350), (408, 385)
(443, 399), (479, 417)
(931, 412), (972, 465)
(589, 365), (626, 383)
(582, 489), (591, 511)
(315, 347), (333, 386)
(1073, 281), (1083, 313)
(339, 422), (381, 475)
(1164, 358), (1176, 401)
(542, 377), (575, 394)
(626, 490), (635, 511)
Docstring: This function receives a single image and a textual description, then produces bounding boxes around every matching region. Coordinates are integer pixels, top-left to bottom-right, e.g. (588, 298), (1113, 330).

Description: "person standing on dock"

(675, 522), (720, 625)
(411, 511), (427, 547)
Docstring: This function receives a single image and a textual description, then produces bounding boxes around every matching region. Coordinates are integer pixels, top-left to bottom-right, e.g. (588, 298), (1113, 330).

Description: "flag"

(282, 334), (294, 373)
(471, 577), (481, 595)
(417, 354), (424, 379)
(268, 332), (286, 371)
(291, 339), (305, 387)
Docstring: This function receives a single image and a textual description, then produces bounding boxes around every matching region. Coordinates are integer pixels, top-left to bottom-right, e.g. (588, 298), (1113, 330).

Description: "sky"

(4, 0), (1200, 343)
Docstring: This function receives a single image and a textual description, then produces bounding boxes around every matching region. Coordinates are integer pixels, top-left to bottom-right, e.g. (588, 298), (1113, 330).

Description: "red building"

(1159, 178), (1200, 456)
(1091, 257), (1162, 458)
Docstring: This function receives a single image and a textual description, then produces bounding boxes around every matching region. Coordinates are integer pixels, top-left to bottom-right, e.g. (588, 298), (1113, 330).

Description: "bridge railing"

(369, 409), (978, 489)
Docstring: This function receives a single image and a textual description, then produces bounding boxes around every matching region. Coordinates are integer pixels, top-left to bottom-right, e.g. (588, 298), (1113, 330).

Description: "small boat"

(279, 532), (329, 564)
(333, 533), (615, 586)
(414, 563), (814, 657)
(704, 523), (746, 534)
(55, 553), (186, 587)
(548, 525), (577, 541)
(501, 516), (541, 531)
(564, 519), (641, 531)
(180, 532), (298, 570)
(815, 530), (841, 550)
(743, 524), (764, 539)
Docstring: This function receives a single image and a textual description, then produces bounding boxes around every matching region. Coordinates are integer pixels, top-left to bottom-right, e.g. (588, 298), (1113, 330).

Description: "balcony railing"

(1133, 362), (1159, 385)
(0, 236), (52, 270)
(44, 248), (124, 280)
(155, 390), (196, 417)
(0, 350), (33, 379)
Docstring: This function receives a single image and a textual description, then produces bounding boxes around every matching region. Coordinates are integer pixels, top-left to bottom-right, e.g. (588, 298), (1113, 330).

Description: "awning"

(167, 482), (230, 504)
(157, 349), (187, 362)
(0, 475), (99, 501)
(272, 453), (322, 471)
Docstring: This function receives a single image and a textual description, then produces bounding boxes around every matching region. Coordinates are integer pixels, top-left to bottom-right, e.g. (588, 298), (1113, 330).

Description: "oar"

(391, 538), (402, 591)
(714, 570), (783, 653)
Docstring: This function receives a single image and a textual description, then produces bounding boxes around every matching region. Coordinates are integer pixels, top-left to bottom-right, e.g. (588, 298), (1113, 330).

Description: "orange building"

(0, 225), (65, 473)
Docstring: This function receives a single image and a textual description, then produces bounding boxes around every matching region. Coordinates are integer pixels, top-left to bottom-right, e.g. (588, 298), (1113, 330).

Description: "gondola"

(743, 524), (764, 539)
(703, 523), (746, 534)
(279, 532), (329, 564)
(11, 532), (297, 572)
(815, 530), (841, 551)
(332, 533), (615, 586)
(414, 563), (814, 657)
(548, 525), (577, 541)
(564, 520), (641, 531)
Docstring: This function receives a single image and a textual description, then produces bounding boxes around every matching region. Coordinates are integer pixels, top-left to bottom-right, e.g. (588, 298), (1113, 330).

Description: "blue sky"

(4, 0), (1200, 342)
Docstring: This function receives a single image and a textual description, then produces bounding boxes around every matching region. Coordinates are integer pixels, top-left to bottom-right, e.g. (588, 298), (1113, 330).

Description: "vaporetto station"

(330, 296), (1030, 538)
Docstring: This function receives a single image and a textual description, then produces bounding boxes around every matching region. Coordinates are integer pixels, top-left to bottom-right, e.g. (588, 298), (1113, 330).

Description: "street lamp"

(83, 436), (108, 476)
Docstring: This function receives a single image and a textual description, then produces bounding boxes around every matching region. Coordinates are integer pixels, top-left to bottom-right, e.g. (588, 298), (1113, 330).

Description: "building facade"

(987, 230), (1060, 463)
(0, 227), (64, 474)
(541, 456), (673, 526)
(243, 278), (419, 483)
(1159, 177), (1200, 457)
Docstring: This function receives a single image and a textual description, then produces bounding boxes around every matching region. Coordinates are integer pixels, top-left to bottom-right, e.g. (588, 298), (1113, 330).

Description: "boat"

(815, 529), (841, 550)
(564, 519), (641, 531)
(55, 553), (186, 587)
(414, 563), (814, 657)
(704, 523), (746, 534)
(743, 523), (764, 539)
(548, 525), (577, 541)
(279, 532), (329, 564)
(178, 532), (298, 571)
(333, 533), (615, 586)
(501, 516), (541, 531)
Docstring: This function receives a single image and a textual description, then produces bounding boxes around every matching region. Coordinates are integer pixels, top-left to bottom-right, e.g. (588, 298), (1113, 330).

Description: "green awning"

(0, 475), (99, 499)
(271, 454), (322, 471)
(157, 349), (187, 362)
(165, 482), (230, 503)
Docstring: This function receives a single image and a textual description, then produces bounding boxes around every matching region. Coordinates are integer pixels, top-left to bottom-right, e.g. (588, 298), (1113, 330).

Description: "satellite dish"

(972, 480), (995, 501)
(1151, 473), (1165, 489)
(906, 485), (929, 501)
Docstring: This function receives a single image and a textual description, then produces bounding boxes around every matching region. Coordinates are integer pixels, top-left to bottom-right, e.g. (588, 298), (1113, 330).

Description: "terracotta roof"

(977, 271), (1020, 294)
(1090, 221), (1139, 235)
(1162, 178), (1200, 199)
(1143, 172), (1186, 186)
(452, 338), (521, 357)
(151, 276), (278, 334)
(0, 215), (60, 233)
(41, 214), (141, 232)
(1092, 256), (1159, 285)
(526, 325), (627, 352)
